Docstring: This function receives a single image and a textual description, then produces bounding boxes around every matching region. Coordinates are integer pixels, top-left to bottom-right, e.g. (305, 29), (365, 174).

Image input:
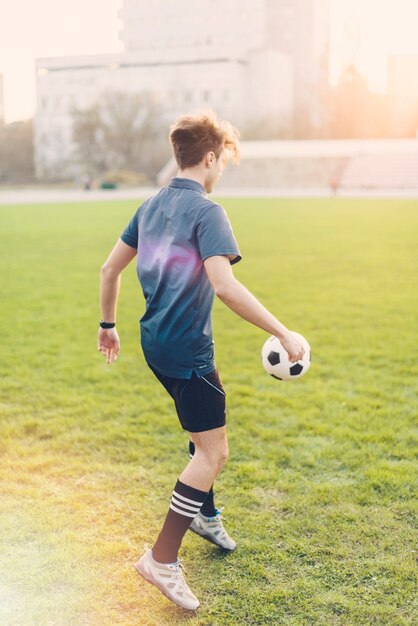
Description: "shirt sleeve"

(196, 202), (242, 265)
(120, 207), (140, 249)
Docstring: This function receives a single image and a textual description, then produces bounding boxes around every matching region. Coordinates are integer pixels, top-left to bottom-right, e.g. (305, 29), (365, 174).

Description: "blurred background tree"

(71, 92), (171, 182)
(0, 120), (34, 183)
(330, 65), (390, 138)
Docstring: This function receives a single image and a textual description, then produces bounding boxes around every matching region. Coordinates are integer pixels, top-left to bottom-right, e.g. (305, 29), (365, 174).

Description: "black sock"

(152, 479), (208, 564)
(189, 440), (217, 517)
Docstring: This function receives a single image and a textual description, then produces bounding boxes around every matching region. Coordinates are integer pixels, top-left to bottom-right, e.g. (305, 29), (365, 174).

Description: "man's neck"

(178, 168), (206, 189)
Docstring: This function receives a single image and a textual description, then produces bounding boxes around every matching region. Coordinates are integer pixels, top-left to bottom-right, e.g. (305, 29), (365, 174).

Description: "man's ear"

(206, 151), (215, 167)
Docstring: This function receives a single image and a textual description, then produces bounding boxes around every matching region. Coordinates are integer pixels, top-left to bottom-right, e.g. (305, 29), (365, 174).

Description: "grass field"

(0, 197), (417, 626)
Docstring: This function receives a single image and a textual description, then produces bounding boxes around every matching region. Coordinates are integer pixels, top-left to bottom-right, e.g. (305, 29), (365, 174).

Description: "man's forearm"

(100, 267), (121, 322)
(216, 279), (289, 340)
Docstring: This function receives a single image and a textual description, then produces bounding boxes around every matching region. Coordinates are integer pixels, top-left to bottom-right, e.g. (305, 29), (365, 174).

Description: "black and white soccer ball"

(261, 332), (311, 381)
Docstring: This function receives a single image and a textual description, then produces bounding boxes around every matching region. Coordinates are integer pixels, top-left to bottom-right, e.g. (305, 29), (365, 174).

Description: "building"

(265, 0), (329, 135)
(387, 56), (418, 138)
(34, 0), (329, 179)
(119, 0), (329, 134)
(0, 74), (4, 125)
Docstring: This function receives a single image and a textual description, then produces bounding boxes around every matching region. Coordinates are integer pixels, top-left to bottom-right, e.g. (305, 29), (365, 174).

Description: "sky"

(0, 0), (123, 123)
(329, 0), (418, 90)
(1, 0), (418, 124)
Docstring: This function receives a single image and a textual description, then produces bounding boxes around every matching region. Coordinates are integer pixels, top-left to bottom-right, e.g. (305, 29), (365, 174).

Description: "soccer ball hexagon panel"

(261, 332), (311, 381)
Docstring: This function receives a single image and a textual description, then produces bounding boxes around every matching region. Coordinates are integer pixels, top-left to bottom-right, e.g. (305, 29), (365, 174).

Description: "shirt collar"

(168, 177), (207, 195)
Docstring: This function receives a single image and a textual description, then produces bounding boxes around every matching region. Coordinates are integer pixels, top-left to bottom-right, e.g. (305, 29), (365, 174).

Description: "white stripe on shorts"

(200, 375), (226, 396)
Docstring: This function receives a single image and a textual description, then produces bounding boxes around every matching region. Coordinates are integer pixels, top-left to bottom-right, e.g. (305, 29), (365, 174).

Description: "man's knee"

(193, 432), (228, 470)
(205, 445), (228, 471)
(218, 441), (229, 467)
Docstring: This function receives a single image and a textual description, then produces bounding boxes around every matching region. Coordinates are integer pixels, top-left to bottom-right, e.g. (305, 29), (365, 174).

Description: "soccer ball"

(261, 332), (311, 381)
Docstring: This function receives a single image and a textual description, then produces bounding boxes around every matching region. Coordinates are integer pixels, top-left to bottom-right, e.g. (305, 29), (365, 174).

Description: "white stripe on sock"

(169, 503), (197, 518)
(172, 490), (204, 507)
(171, 495), (201, 512)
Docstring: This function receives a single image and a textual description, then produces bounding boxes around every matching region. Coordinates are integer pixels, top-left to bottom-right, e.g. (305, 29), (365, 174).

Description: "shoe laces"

(175, 559), (187, 577)
(207, 507), (226, 523)
(143, 543), (188, 576)
(168, 559), (194, 597)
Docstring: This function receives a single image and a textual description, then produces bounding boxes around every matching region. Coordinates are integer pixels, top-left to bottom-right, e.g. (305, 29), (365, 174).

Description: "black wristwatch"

(100, 320), (116, 329)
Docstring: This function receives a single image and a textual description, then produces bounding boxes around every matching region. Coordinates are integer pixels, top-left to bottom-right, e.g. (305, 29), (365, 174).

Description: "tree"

(71, 104), (107, 174)
(240, 115), (293, 140)
(330, 65), (389, 138)
(0, 120), (34, 183)
(71, 92), (171, 180)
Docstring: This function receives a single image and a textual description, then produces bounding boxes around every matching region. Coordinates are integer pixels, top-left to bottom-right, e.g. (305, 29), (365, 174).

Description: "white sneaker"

(134, 547), (200, 611)
(189, 508), (236, 551)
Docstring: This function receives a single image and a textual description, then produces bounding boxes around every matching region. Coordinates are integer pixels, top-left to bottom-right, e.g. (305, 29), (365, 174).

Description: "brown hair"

(169, 110), (240, 170)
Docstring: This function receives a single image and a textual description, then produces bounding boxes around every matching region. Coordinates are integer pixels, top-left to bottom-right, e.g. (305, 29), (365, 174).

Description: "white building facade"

(0, 74), (4, 125)
(34, 0), (328, 179)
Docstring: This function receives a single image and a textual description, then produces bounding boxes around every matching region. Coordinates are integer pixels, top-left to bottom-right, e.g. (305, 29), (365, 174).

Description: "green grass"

(0, 197), (417, 625)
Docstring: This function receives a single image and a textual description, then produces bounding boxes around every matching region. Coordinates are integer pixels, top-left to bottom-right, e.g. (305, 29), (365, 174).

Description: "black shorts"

(148, 365), (226, 433)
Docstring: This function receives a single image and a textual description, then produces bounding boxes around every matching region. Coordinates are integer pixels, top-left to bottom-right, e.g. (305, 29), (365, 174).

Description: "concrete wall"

(216, 139), (418, 189)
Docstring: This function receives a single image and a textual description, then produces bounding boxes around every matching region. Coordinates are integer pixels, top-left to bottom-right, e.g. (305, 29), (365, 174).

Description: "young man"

(98, 112), (304, 611)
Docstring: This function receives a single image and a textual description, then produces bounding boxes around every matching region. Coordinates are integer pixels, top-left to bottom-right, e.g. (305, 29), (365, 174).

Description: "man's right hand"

(279, 332), (305, 363)
(203, 256), (307, 362)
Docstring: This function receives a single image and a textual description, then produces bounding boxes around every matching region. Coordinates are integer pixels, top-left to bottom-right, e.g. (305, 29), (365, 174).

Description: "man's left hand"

(98, 327), (120, 364)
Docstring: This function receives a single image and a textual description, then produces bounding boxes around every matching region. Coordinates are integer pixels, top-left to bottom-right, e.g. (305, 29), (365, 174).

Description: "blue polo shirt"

(121, 177), (241, 378)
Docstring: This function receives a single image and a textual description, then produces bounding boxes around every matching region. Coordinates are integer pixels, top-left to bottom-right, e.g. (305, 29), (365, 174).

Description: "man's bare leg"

(187, 430), (223, 516)
(181, 426), (228, 491)
(151, 425), (228, 563)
